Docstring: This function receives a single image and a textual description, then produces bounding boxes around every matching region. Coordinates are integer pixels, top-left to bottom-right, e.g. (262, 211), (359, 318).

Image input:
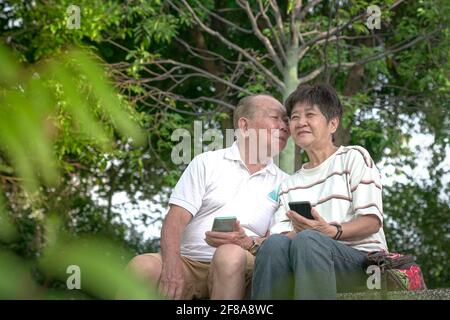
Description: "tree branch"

(238, 0), (284, 74)
(302, 0), (405, 50)
(174, 37), (242, 65)
(351, 28), (442, 66)
(146, 59), (252, 94)
(298, 0), (322, 21)
(268, 0), (288, 46)
(170, 0), (285, 91)
(297, 27), (442, 84)
(257, 0), (287, 62)
(193, 0), (253, 34)
(290, 0), (302, 47)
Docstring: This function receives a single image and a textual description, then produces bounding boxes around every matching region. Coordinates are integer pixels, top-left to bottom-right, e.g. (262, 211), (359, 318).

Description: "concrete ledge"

(337, 289), (450, 300)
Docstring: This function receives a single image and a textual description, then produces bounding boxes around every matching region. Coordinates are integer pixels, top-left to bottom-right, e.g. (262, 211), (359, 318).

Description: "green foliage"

(2, 0), (119, 61)
(0, 43), (155, 298)
(40, 217), (158, 299)
(133, 13), (178, 47)
(0, 44), (145, 192)
(0, 213), (160, 299)
(0, 195), (17, 243)
(384, 180), (450, 288)
(0, 249), (39, 299)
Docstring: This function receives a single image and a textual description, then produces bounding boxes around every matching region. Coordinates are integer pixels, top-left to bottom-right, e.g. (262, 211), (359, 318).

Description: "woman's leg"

(251, 234), (294, 299)
(290, 230), (367, 299)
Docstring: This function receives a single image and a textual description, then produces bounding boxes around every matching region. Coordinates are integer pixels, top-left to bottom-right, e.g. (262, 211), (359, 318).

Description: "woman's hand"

(287, 207), (337, 238)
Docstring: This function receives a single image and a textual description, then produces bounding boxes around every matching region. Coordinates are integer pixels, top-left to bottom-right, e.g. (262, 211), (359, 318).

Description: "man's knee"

(127, 254), (162, 282)
(211, 244), (247, 276)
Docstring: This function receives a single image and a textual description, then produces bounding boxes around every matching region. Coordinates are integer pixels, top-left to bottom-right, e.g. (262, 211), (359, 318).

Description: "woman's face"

(289, 103), (338, 150)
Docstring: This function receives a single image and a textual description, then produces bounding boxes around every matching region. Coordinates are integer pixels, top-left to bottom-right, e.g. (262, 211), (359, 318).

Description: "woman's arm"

(331, 214), (381, 241)
(287, 208), (381, 240)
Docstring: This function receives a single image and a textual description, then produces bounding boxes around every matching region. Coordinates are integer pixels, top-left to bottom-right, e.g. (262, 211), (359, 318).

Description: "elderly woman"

(251, 84), (388, 300)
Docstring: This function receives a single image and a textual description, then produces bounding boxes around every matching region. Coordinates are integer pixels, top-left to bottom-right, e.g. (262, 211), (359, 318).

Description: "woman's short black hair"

(284, 83), (343, 122)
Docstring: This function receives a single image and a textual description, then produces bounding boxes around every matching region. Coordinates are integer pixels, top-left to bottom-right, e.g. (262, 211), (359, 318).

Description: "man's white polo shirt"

(169, 142), (288, 262)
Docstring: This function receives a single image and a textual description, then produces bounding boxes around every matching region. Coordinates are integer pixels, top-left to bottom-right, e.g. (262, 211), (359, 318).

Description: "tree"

(111, 0), (444, 172)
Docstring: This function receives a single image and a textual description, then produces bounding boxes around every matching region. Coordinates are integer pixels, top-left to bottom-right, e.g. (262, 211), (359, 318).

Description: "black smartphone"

(211, 216), (237, 232)
(288, 201), (313, 220)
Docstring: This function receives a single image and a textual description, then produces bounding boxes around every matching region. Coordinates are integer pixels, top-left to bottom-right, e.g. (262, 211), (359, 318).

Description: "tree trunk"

(279, 48), (301, 173)
(334, 64), (365, 147)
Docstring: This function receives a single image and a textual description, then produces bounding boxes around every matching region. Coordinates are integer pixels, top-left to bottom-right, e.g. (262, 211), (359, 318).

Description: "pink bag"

(364, 250), (427, 291)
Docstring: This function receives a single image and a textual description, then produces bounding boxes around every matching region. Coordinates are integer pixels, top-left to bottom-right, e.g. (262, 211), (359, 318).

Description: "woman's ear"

(329, 117), (339, 134)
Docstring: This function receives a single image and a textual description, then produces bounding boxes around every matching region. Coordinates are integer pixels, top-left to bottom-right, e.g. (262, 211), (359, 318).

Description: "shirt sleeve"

(168, 154), (207, 216)
(348, 147), (384, 225)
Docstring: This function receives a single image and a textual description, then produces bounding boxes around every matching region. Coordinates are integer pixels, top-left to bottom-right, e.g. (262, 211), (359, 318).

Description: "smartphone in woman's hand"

(288, 201), (313, 220)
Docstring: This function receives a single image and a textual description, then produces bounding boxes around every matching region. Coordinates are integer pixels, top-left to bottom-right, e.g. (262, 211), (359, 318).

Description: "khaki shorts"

(145, 251), (255, 299)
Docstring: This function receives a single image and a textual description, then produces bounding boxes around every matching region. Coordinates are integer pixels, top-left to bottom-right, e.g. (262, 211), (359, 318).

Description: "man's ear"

(238, 117), (249, 136)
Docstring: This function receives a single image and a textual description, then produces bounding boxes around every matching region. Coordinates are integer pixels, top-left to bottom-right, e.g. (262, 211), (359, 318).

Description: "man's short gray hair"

(233, 95), (268, 129)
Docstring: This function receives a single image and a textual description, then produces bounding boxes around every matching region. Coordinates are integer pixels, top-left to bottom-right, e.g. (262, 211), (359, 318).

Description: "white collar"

(224, 141), (277, 176)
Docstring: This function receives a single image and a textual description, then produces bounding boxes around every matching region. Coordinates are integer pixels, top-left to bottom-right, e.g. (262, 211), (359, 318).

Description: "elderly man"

(124, 94), (289, 299)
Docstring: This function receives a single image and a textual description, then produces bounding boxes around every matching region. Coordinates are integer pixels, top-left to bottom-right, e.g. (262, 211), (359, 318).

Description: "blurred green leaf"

(0, 249), (39, 299)
(0, 44), (145, 193)
(40, 222), (159, 299)
(0, 196), (18, 243)
(0, 44), (20, 85)
(68, 50), (145, 145)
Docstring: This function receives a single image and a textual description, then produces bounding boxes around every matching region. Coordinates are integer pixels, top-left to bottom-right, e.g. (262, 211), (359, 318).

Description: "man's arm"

(159, 204), (192, 300)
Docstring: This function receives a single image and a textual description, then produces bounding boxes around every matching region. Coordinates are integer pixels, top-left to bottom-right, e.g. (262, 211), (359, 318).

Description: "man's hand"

(159, 256), (185, 300)
(204, 220), (253, 249)
(287, 207), (337, 237)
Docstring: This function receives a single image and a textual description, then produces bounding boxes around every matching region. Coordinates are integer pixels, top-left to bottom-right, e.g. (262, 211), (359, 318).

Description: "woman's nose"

(299, 116), (308, 127)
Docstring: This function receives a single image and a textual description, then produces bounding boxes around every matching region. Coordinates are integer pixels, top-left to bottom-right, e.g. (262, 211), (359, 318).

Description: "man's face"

(245, 96), (289, 158)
